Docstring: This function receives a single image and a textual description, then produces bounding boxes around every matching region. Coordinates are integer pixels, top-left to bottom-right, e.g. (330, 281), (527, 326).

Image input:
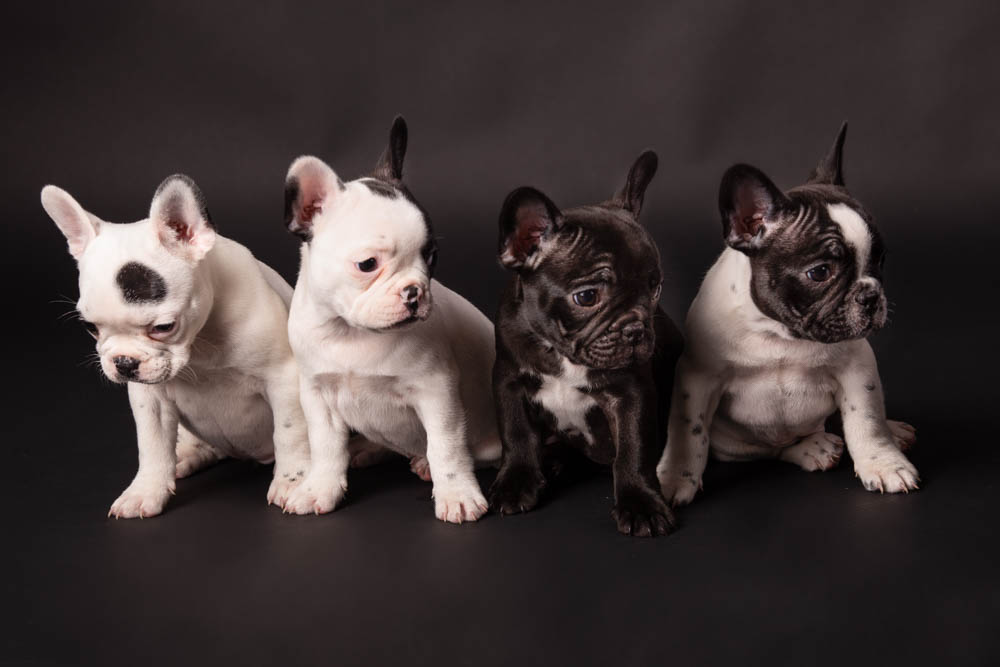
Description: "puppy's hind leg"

(887, 420), (916, 451)
(347, 435), (401, 469)
(175, 425), (224, 478)
(778, 432), (844, 472)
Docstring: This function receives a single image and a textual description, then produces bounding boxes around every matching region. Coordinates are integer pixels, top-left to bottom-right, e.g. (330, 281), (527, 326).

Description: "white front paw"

(657, 463), (701, 506)
(432, 477), (488, 523)
(283, 472), (347, 515)
(109, 478), (176, 519)
(854, 447), (920, 493)
(267, 464), (308, 508)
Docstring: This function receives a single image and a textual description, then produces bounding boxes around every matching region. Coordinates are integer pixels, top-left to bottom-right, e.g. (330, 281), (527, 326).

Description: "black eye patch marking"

(116, 262), (167, 303)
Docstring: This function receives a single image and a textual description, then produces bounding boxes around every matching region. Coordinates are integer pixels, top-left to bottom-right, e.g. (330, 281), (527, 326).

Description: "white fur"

(43, 183), (311, 518)
(656, 248), (918, 504)
(283, 158), (500, 523)
(828, 203), (872, 278)
(532, 357), (596, 443)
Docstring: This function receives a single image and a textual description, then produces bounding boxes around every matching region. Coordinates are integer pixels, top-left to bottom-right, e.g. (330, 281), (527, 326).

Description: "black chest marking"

(116, 262), (167, 303)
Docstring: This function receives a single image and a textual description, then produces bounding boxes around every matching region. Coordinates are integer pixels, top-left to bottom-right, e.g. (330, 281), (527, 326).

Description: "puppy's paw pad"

(855, 450), (920, 494)
(887, 420), (917, 451)
(282, 475), (347, 515)
(433, 481), (488, 524)
(657, 466), (701, 507)
(780, 432), (844, 472)
(488, 465), (546, 515)
(612, 488), (677, 537)
(108, 480), (175, 519)
(267, 466), (307, 508)
(409, 456), (432, 482)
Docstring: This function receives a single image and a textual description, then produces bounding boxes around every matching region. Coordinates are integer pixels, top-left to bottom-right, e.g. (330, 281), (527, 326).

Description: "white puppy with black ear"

(42, 175), (311, 518)
(282, 116), (500, 523)
(657, 124), (918, 504)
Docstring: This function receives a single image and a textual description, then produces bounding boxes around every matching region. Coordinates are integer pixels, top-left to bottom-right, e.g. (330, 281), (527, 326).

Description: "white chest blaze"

(827, 203), (872, 279)
(533, 357), (597, 442)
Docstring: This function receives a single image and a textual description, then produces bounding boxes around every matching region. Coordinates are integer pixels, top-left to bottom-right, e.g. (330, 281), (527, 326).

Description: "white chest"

(532, 358), (598, 442)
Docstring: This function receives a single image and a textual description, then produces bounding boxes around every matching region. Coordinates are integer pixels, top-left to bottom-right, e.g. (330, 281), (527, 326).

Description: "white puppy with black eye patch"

(657, 124), (918, 504)
(42, 175), (311, 518)
(282, 117), (500, 523)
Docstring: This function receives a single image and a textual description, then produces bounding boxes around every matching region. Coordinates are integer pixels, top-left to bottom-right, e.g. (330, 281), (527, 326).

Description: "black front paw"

(489, 464), (547, 515)
(612, 486), (677, 537)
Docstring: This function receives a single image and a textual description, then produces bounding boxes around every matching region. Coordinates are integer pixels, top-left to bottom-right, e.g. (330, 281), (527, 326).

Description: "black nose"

(855, 287), (881, 308)
(402, 284), (421, 303)
(113, 356), (139, 378)
(622, 321), (645, 343)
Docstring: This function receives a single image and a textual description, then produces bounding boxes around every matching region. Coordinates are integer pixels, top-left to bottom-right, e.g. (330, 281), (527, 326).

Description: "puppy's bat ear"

(719, 164), (791, 253)
(284, 156), (344, 241)
(611, 150), (658, 219)
(807, 121), (848, 187)
(149, 174), (216, 262)
(372, 115), (408, 182)
(41, 185), (100, 260)
(498, 186), (561, 270)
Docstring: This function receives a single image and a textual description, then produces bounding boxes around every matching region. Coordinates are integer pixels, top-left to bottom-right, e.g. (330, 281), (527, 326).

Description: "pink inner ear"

(299, 196), (324, 223)
(166, 219), (194, 243)
(510, 210), (550, 260)
(732, 184), (767, 239)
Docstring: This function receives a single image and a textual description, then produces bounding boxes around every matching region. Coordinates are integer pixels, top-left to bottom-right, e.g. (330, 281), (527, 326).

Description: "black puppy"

(488, 152), (683, 536)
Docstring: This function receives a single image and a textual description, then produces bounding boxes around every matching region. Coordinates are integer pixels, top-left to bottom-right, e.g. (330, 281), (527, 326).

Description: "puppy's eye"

(573, 289), (599, 307)
(806, 265), (832, 282)
(356, 258), (378, 273)
(81, 320), (99, 338)
(150, 322), (176, 336)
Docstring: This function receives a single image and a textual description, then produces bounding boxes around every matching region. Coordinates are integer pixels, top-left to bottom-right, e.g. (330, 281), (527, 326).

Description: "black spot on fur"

(850, 404), (857, 412)
(360, 179), (399, 198)
(681, 471), (692, 478)
(116, 262), (167, 303)
(731, 283), (736, 293)
(692, 424), (703, 435)
(864, 382), (876, 391)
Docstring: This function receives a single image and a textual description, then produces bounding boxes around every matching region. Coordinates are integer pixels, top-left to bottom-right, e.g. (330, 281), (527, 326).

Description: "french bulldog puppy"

(282, 117), (500, 523)
(42, 175), (311, 518)
(488, 151), (684, 536)
(657, 123), (918, 505)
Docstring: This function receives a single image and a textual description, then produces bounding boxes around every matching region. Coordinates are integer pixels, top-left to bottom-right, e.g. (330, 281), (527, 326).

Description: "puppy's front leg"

(837, 347), (919, 493)
(265, 360), (312, 508)
(284, 376), (349, 515)
(607, 379), (676, 537)
(415, 378), (487, 524)
(488, 368), (547, 514)
(109, 383), (178, 519)
(656, 358), (719, 506)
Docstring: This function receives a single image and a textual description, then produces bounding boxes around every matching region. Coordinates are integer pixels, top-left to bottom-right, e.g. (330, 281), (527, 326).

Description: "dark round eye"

(151, 322), (176, 335)
(81, 320), (99, 337)
(573, 289), (599, 307)
(806, 265), (832, 282)
(356, 257), (378, 273)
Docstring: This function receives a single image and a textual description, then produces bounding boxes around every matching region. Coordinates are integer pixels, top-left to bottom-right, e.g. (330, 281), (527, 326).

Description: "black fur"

(488, 152), (683, 537)
(718, 122), (888, 343)
(116, 262), (167, 303)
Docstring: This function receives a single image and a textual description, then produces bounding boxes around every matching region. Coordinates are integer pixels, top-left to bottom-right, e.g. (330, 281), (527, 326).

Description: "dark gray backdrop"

(4, 2), (999, 666)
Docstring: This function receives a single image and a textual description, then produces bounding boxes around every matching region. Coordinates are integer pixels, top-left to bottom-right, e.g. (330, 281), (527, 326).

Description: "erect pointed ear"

(149, 174), (216, 261)
(610, 150), (658, 218)
(372, 115), (408, 182)
(719, 164), (791, 253)
(807, 121), (848, 186)
(41, 185), (100, 260)
(498, 186), (561, 270)
(284, 156), (344, 241)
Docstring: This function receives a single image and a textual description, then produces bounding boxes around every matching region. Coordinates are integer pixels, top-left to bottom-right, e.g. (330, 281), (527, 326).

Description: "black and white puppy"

(657, 123), (918, 505)
(489, 152), (684, 536)
(282, 117), (500, 522)
(42, 176), (310, 517)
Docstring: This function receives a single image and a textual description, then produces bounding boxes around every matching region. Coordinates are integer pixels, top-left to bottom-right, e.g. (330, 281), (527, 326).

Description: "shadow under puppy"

(42, 176), (311, 518)
(657, 123), (918, 505)
(489, 151), (684, 536)
(281, 117), (500, 523)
